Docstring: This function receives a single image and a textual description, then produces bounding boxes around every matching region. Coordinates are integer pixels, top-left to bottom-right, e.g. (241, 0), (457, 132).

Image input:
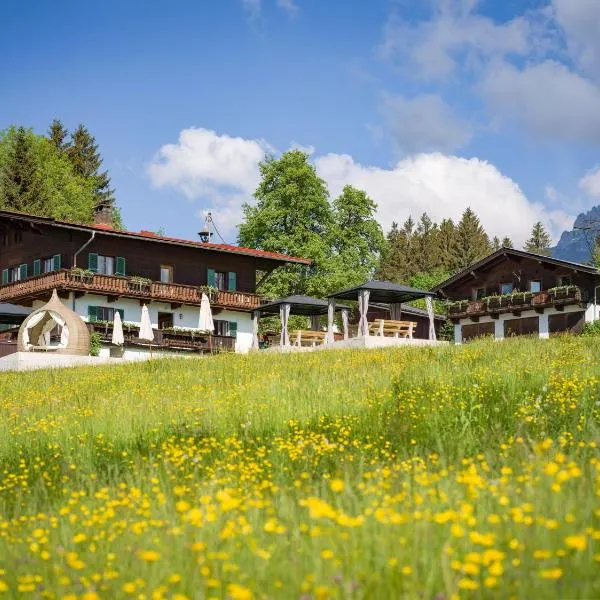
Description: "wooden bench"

(368, 319), (417, 339)
(292, 329), (327, 347)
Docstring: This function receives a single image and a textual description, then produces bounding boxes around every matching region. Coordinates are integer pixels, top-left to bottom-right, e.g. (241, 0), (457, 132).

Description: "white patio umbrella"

(112, 310), (124, 346)
(198, 293), (214, 332)
(139, 304), (154, 342)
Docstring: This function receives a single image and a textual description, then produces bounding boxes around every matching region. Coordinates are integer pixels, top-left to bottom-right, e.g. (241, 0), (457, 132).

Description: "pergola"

(252, 295), (350, 348)
(327, 280), (437, 340)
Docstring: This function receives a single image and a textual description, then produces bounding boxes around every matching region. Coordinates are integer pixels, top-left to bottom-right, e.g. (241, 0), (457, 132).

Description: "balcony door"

(157, 312), (174, 330)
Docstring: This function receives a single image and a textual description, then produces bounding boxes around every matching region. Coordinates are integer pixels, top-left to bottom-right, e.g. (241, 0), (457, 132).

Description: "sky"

(1, 0), (600, 247)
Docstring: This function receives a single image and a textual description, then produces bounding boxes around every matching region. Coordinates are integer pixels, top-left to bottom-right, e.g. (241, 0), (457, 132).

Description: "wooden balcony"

(87, 323), (236, 354)
(447, 287), (584, 321)
(0, 270), (262, 311)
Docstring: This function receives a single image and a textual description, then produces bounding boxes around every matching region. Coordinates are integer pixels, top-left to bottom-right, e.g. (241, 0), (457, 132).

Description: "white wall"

(34, 293), (254, 353)
(456, 303), (596, 342)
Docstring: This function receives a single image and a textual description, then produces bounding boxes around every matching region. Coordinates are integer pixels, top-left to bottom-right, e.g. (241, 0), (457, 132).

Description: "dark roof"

(0, 209), (311, 266)
(432, 247), (600, 293)
(329, 280), (435, 303)
(258, 295), (349, 316)
(0, 303), (31, 316)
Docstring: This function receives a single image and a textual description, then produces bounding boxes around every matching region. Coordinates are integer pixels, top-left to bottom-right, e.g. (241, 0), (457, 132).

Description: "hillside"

(0, 339), (598, 598)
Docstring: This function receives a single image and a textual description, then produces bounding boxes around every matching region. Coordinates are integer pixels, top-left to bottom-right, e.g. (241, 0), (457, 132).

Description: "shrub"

(89, 332), (101, 356)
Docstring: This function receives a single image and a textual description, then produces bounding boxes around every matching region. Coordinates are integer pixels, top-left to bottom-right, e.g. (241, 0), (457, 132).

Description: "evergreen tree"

(492, 236), (501, 251)
(48, 119), (70, 153)
(437, 218), (456, 270)
(524, 222), (552, 256)
(0, 126), (97, 221)
(68, 124), (114, 206)
(414, 213), (440, 273)
(0, 127), (43, 213)
(501, 236), (513, 248)
(376, 217), (418, 283)
(452, 207), (492, 269)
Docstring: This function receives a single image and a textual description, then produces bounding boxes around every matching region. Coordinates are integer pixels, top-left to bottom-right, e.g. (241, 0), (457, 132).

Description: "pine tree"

(452, 207), (492, 269)
(48, 119), (70, 153)
(68, 124), (114, 206)
(0, 127), (43, 213)
(437, 218), (456, 270)
(414, 213), (440, 273)
(524, 222), (552, 256)
(501, 236), (513, 248)
(492, 236), (501, 251)
(376, 217), (418, 283)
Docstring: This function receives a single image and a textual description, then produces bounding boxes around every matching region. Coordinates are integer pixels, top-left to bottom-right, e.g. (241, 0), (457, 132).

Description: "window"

(500, 282), (513, 295)
(475, 288), (486, 299)
(160, 265), (173, 283)
(88, 306), (124, 322)
(98, 255), (114, 275)
(43, 257), (54, 273)
(559, 275), (572, 286)
(207, 268), (238, 291)
(3, 264), (28, 283)
(213, 319), (238, 338)
(529, 280), (541, 293)
(89, 253), (125, 276)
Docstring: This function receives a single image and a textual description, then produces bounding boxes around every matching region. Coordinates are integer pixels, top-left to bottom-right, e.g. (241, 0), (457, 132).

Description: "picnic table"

(292, 329), (327, 347)
(368, 319), (417, 339)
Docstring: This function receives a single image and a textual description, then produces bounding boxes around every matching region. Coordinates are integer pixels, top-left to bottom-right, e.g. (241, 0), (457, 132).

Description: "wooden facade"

(0, 210), (310, 311)
(434, 248), (600, 342)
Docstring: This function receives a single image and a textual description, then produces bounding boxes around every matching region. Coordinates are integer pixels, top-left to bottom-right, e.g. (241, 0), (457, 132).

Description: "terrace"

(446, 285), (583, 322)
(0, 269), (261, 311)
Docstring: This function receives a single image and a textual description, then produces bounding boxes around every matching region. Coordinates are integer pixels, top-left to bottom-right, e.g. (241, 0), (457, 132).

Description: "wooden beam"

(107, 296), (121, 303)
(555, 304), (564, 312)
(469, 316), (479, 323)
(534, 307), (545, 314)
(170, 303), (182, 310)
(511, 310), (522, 317)
(491, 313), (499, 320)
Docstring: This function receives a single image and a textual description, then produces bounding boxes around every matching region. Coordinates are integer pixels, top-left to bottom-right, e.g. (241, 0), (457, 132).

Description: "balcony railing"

(87, 323), (236, 353)
(447, 286), (583, 320)
(0, 270), (261, 311)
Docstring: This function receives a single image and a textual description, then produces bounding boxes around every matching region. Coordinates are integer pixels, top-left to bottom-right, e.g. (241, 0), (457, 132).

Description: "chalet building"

(433, 248), (600, 343)
(0, 207), (310, 354)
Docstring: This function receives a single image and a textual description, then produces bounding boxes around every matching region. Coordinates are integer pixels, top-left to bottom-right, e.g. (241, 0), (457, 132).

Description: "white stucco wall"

(34, 293), (253, 353)
(453, 302), (596, 344)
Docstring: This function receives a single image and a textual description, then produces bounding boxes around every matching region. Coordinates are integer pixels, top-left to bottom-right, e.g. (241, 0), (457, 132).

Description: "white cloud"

(277, 0), (299, 18)
(315, 152), (572, 246)
(380, 92), (472, 154)
(380, 0), (530, 80)
(552, 0), (600, 79)
(148, 129), (573, 245)
(481, 59), (600, 142)
(146, 128), (269, 237)
(579, 166), (600, 198)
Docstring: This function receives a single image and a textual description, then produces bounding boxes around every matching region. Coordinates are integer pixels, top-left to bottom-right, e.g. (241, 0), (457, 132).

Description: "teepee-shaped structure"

(17, 290), (90, 355)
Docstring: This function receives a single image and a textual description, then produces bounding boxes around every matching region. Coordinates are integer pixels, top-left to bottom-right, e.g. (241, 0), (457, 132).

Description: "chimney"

(93, 201), (113, 226)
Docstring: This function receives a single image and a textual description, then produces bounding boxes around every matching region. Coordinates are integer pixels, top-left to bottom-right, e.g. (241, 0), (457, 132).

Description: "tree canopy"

(238, 150), (385, 298)
(0, 121), (122, 227)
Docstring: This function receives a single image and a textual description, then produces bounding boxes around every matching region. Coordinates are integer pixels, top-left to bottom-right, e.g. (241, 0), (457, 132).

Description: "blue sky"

(1, 0), (600, 246)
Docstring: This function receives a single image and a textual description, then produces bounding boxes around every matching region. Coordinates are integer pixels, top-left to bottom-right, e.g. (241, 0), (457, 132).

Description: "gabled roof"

(432, 247), (599, 293)
(0, 209), (312, 266)
(258, 295), (349, 316)
(329, 280), (434, 303)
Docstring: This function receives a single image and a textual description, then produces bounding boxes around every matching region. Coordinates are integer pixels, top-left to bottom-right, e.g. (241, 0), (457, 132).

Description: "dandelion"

(329, 479), (345, 493)
(137, 550), (161, 562)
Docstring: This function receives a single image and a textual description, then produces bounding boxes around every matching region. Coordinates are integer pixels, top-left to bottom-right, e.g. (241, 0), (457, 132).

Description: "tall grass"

(0, 337), (598, 598)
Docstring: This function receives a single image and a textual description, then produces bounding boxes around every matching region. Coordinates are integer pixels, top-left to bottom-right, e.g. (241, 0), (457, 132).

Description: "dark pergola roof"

(328, 280), (434, 304)
(257, 295), (349, 317)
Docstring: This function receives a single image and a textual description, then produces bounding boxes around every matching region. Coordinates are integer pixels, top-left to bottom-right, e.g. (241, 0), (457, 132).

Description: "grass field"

(0, 337), (598, 599)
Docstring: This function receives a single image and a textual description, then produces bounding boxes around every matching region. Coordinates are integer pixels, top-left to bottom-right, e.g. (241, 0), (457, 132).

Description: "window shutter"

(33, 259), (41, 276)
(115, 257), (126, 276)
(19, 264), (27, 280)
(117, 309), (125, 321)
(1, 269), (8, 285)
(228, 272), (237, 291)
(88, 253), (98, 273)
(207, 268), (216, 287)
(228, 321), (238, 338)
(88, 306), (98, 322)
(53, 254), (61, 271)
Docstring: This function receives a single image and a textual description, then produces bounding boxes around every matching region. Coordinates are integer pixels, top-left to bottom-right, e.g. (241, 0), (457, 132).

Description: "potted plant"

(484, 295), (502, 309)
(446, 299), (468, 315)
(128, 275), (152, 293)
(70, 267), (95, 284)
(548, 285), (579, 300)
(197, 284), (219, 302)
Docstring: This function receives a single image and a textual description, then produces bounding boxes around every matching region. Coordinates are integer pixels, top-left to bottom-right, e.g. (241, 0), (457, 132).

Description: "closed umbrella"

(198, 293), (214, 332)
(112, 310), (124, 346)
(139, 305), (154, 342)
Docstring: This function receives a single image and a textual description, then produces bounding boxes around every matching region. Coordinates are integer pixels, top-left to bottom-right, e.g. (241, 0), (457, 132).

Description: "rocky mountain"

(552, 205), (600, 265)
